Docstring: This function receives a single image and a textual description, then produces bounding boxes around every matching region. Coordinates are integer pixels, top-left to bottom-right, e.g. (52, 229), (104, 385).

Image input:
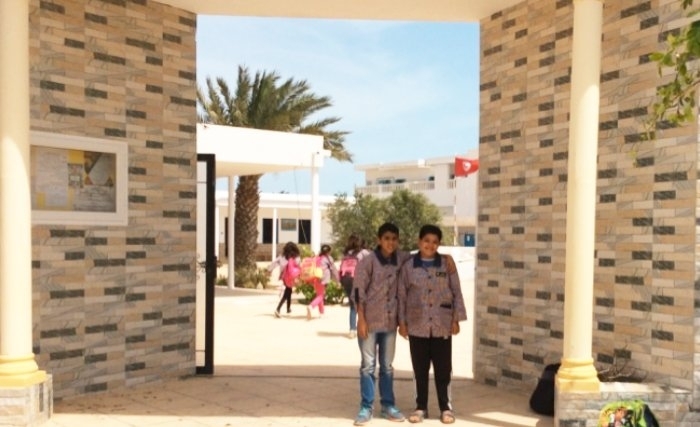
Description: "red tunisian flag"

(454, 157), (479, 177)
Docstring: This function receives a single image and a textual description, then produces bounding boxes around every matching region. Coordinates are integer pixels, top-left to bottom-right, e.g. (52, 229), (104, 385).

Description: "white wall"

(214, 192), (337, 258)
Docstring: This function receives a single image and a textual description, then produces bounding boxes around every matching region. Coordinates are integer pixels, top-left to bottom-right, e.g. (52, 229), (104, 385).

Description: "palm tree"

(197, 66), (351, 273)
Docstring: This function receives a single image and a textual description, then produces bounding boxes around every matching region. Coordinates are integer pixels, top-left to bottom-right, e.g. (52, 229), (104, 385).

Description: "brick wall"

(477, 0), (700, 407)
(29, 0), (198, 399)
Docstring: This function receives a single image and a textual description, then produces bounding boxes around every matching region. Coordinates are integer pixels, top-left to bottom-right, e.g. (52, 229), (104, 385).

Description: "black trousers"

(408, 335), (453, 412)
(276, 286), (293, 313)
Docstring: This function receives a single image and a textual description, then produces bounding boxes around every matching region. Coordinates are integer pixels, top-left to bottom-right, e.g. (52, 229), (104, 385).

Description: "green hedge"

(294, 281), (345, 305)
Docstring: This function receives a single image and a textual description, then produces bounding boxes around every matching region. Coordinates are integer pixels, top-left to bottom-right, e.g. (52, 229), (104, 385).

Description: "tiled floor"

(45, 287), (554, 427)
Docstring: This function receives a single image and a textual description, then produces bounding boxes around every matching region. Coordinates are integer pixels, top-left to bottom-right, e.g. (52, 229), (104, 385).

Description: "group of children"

(268, 222), (467, 425)
(267, 242), (339, 319)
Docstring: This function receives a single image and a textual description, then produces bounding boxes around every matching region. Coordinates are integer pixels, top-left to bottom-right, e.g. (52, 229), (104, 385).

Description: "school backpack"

(597, 399), (659, 427)
(529, 363), (559, 416)
(339, 253), (359, 278)
(339, 253), (359, 295)
(281, 257), (301, 287)
(299, 256), (323, 283)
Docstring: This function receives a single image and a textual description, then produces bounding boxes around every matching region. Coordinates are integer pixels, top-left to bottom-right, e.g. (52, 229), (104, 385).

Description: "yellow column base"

(0, 354), (47, 387)
(555, 357), (600, 392)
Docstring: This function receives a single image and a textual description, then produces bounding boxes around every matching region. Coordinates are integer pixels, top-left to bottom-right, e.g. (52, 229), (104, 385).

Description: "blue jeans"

(343, 280), (356, 331)
(349, 302), (357, 331)
(358, 330), (397, 409)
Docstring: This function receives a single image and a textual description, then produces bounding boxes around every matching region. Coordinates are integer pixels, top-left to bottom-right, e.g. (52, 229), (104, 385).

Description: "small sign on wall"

(30, 131), (128, 226)
(280, 218), (296, 231)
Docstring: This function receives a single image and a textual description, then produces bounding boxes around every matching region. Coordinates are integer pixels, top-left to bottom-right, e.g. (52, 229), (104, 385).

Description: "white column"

(271, 208), (278, 261)
(227, 176), (235, 289)
(556, 0), (603, 393)
(0, 0), (46, 386)
(214, 202), (220, 259)
(452, 179), (458, 246)
(310, 155), (322, 254)
(310, 149), (331, 254)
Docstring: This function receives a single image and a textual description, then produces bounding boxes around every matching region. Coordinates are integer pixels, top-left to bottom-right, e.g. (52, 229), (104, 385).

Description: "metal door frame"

(196, 154), (216, 374)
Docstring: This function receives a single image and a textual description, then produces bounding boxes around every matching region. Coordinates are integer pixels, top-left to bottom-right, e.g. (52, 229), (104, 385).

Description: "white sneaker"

(348, 330), (357, 339)
(306, 306), (312, 320)
(274, 310), (280, 318)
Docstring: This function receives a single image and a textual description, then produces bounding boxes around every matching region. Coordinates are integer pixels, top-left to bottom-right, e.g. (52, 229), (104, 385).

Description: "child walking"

(267, 242), (301, 318)
(339, 234), (371, 338)
(352, 222), (410, 426)
(398, 224), (467, 424)
(307, 244), (339, 320)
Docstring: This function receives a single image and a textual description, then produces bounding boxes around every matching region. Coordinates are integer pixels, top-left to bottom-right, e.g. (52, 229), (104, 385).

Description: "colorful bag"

(299, 256), (322, 283)
(597, 399), (659, 427)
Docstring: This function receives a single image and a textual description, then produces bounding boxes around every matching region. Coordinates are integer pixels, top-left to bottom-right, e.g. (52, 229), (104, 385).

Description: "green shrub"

(294, 283), (315, 304)
(325, 281), (345, 304)
(294, 281), (344, 305)
(234, 267), (258, 288)
(255, 268), (270, 288)
(216, 275), (228, 287)
(298, 245), (314, 258)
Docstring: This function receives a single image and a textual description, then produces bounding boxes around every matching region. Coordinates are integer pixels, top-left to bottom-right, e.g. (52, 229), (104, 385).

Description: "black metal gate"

(196, 154), (216, 374)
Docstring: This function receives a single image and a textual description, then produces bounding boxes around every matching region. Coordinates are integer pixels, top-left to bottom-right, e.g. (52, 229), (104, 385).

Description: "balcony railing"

(355, 180), (437, 195)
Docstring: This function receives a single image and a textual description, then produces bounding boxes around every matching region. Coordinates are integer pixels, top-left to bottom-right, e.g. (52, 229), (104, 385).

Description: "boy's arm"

(353, 256), (372, 338)
(445, 255), (468, 323)
(397, 263), (408, 339)
(356, 302), (368, 338)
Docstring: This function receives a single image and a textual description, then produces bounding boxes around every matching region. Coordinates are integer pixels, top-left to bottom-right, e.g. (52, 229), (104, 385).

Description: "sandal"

(408, 409), (427, 423)
(440, 410), (455, 424)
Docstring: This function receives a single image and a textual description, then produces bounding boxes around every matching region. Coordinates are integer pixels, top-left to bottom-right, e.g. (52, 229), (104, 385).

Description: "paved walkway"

(45, 286), (555, 427)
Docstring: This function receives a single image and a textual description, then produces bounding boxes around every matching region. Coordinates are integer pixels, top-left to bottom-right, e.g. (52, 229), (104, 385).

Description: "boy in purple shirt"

(398, 224), (467, 424)
(352, 222), (410, 426)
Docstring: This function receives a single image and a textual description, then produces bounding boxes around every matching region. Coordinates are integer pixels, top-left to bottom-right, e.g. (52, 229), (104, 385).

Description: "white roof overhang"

(197, 124), (324, 178)
(156, 0), (526, 22)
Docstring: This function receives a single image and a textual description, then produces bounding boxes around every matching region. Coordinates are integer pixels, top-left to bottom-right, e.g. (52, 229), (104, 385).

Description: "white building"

(354, 150), (478, 246)
(219, 150), (480, 259)
(197, 123), (330, 286)
(215, 191), (337, 261)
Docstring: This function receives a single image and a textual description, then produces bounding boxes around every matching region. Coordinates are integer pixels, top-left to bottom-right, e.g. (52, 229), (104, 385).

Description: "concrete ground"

(44, 285), (555, 427)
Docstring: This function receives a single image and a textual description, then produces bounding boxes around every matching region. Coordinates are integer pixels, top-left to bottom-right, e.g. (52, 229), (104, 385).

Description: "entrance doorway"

(196, 154), (216, 374)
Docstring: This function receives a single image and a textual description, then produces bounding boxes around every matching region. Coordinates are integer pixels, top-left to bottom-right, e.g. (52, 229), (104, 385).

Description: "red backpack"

(281, 257), (301, 287)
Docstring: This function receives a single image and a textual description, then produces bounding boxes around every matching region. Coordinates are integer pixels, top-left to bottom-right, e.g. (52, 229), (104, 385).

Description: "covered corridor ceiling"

(157, 0), (526, 22)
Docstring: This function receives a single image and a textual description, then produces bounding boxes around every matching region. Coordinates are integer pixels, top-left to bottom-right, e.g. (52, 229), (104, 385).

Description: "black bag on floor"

(529, 363), (560, 416)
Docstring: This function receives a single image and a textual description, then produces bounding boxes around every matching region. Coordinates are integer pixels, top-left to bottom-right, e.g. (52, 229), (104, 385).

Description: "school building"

(355, 150), (479, 246)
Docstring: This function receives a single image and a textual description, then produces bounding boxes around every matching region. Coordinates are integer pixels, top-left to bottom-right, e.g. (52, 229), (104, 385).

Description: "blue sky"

(196, 16), (479, 196)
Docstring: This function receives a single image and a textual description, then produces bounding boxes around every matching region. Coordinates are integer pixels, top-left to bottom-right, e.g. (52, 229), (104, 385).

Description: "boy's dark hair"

(419, 224), (442, 241)
(320, 244), (332, 255)
(377, 222), (399, 237)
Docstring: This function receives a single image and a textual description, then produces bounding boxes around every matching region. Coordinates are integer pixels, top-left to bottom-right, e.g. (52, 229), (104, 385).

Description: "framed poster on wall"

(280, 218), (297, 231)
(30, 131), (128, 226)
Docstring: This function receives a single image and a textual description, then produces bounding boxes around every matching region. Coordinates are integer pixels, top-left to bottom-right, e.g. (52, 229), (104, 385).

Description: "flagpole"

(453, 177), (458, 246)
(453, 156), (478, 247)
